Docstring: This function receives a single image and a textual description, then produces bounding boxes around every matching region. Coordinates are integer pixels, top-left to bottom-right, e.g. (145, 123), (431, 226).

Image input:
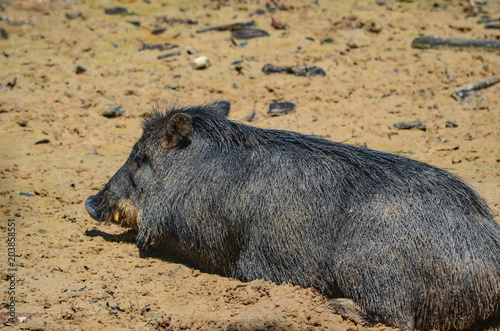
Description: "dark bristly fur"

(86, 101), (500, 331)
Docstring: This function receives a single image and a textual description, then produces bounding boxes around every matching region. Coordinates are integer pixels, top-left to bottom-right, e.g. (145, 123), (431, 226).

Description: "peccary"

(85, 101), (500, 330)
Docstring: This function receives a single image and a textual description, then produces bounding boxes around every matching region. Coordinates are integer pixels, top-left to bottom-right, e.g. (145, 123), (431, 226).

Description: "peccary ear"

(210, 100), (230, 118)
(165, 113), (192, 149)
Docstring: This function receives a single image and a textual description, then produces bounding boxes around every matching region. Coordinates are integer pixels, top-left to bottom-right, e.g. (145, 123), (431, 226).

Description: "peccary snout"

(85, 195), (100, 221)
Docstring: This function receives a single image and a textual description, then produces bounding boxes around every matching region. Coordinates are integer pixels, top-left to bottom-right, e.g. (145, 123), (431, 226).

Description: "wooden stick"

(157, 50), (181, 59)
(196, 20), (255, 33)
(485, 23), (500, 30)
(452, 77), (500, 101)
(477, 18), (500, 24)
(411, 36), (500, 51)
(246, 102), (257, 122)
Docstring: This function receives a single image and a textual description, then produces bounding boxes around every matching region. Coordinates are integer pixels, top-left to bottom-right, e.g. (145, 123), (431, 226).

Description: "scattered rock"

(196, 20), (255, 33)
(271, 17), (289, 30)
(104, 7), (128, 15)
(436, 146), (459, 151)
(249, 6), (277, 17)
(231, 29), (270, 40)
(268, 102), (296, 115)
(262, 64), (326, 77)
(140, 42), (178, 51)
(452, 78), (500, 101)
(152, 28), (166, 35)
(1, 28), (9, 39)
(0, 77), (17, 89)
(393, 121), (426, 130)
(191, 56), (210, 70)
(102, 105), (125, 118)
(127, 20), (140, 27)
(246, 102), (257, 122)
(412, 36), (500, 51)
(157, 50), (181, 59)
(332, 15), (382, 33)
(65, 13), (86, 20)
(75, 66), (86, 74)
(165, 85), (184, 90)
(485, 23), (500, 29)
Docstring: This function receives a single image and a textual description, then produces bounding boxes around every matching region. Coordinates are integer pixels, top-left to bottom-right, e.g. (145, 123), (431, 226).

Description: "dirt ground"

(0, 0), (499, 330)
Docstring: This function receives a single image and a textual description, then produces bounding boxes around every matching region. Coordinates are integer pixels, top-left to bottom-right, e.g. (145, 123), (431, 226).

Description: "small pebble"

(268, 102), (296, 115)
(75, 66), (86, 74)
(127, 20), (141, 27)
(152, 28), (166, 35)
(1, 28), (9, 39)
(102, 106), (125, 118)
(105, 7), (128, 15)
(231, 29), (269, 40)
(393, 121), (426, 130)
(157, 50), (181, 59)
(445, 121), (458, 128)
(191, 56), (210, 70)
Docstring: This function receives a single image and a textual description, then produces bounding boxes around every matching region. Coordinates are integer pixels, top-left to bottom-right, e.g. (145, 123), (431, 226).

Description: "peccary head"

(85, 100), (231, 235)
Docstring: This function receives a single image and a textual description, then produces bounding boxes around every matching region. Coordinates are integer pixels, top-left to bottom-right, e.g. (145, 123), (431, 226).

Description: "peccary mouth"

(85, 195), (141, 230)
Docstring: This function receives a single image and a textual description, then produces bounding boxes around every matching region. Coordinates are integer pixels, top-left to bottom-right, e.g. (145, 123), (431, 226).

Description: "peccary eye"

(129, 154), (151, 190)
(133, 153), (150, 169)
(137, 154), (149, 166)
(136, 152), (153, 175)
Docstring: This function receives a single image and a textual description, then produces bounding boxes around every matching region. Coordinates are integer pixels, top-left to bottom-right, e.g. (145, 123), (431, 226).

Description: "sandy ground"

(0, 0), (499, 329)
